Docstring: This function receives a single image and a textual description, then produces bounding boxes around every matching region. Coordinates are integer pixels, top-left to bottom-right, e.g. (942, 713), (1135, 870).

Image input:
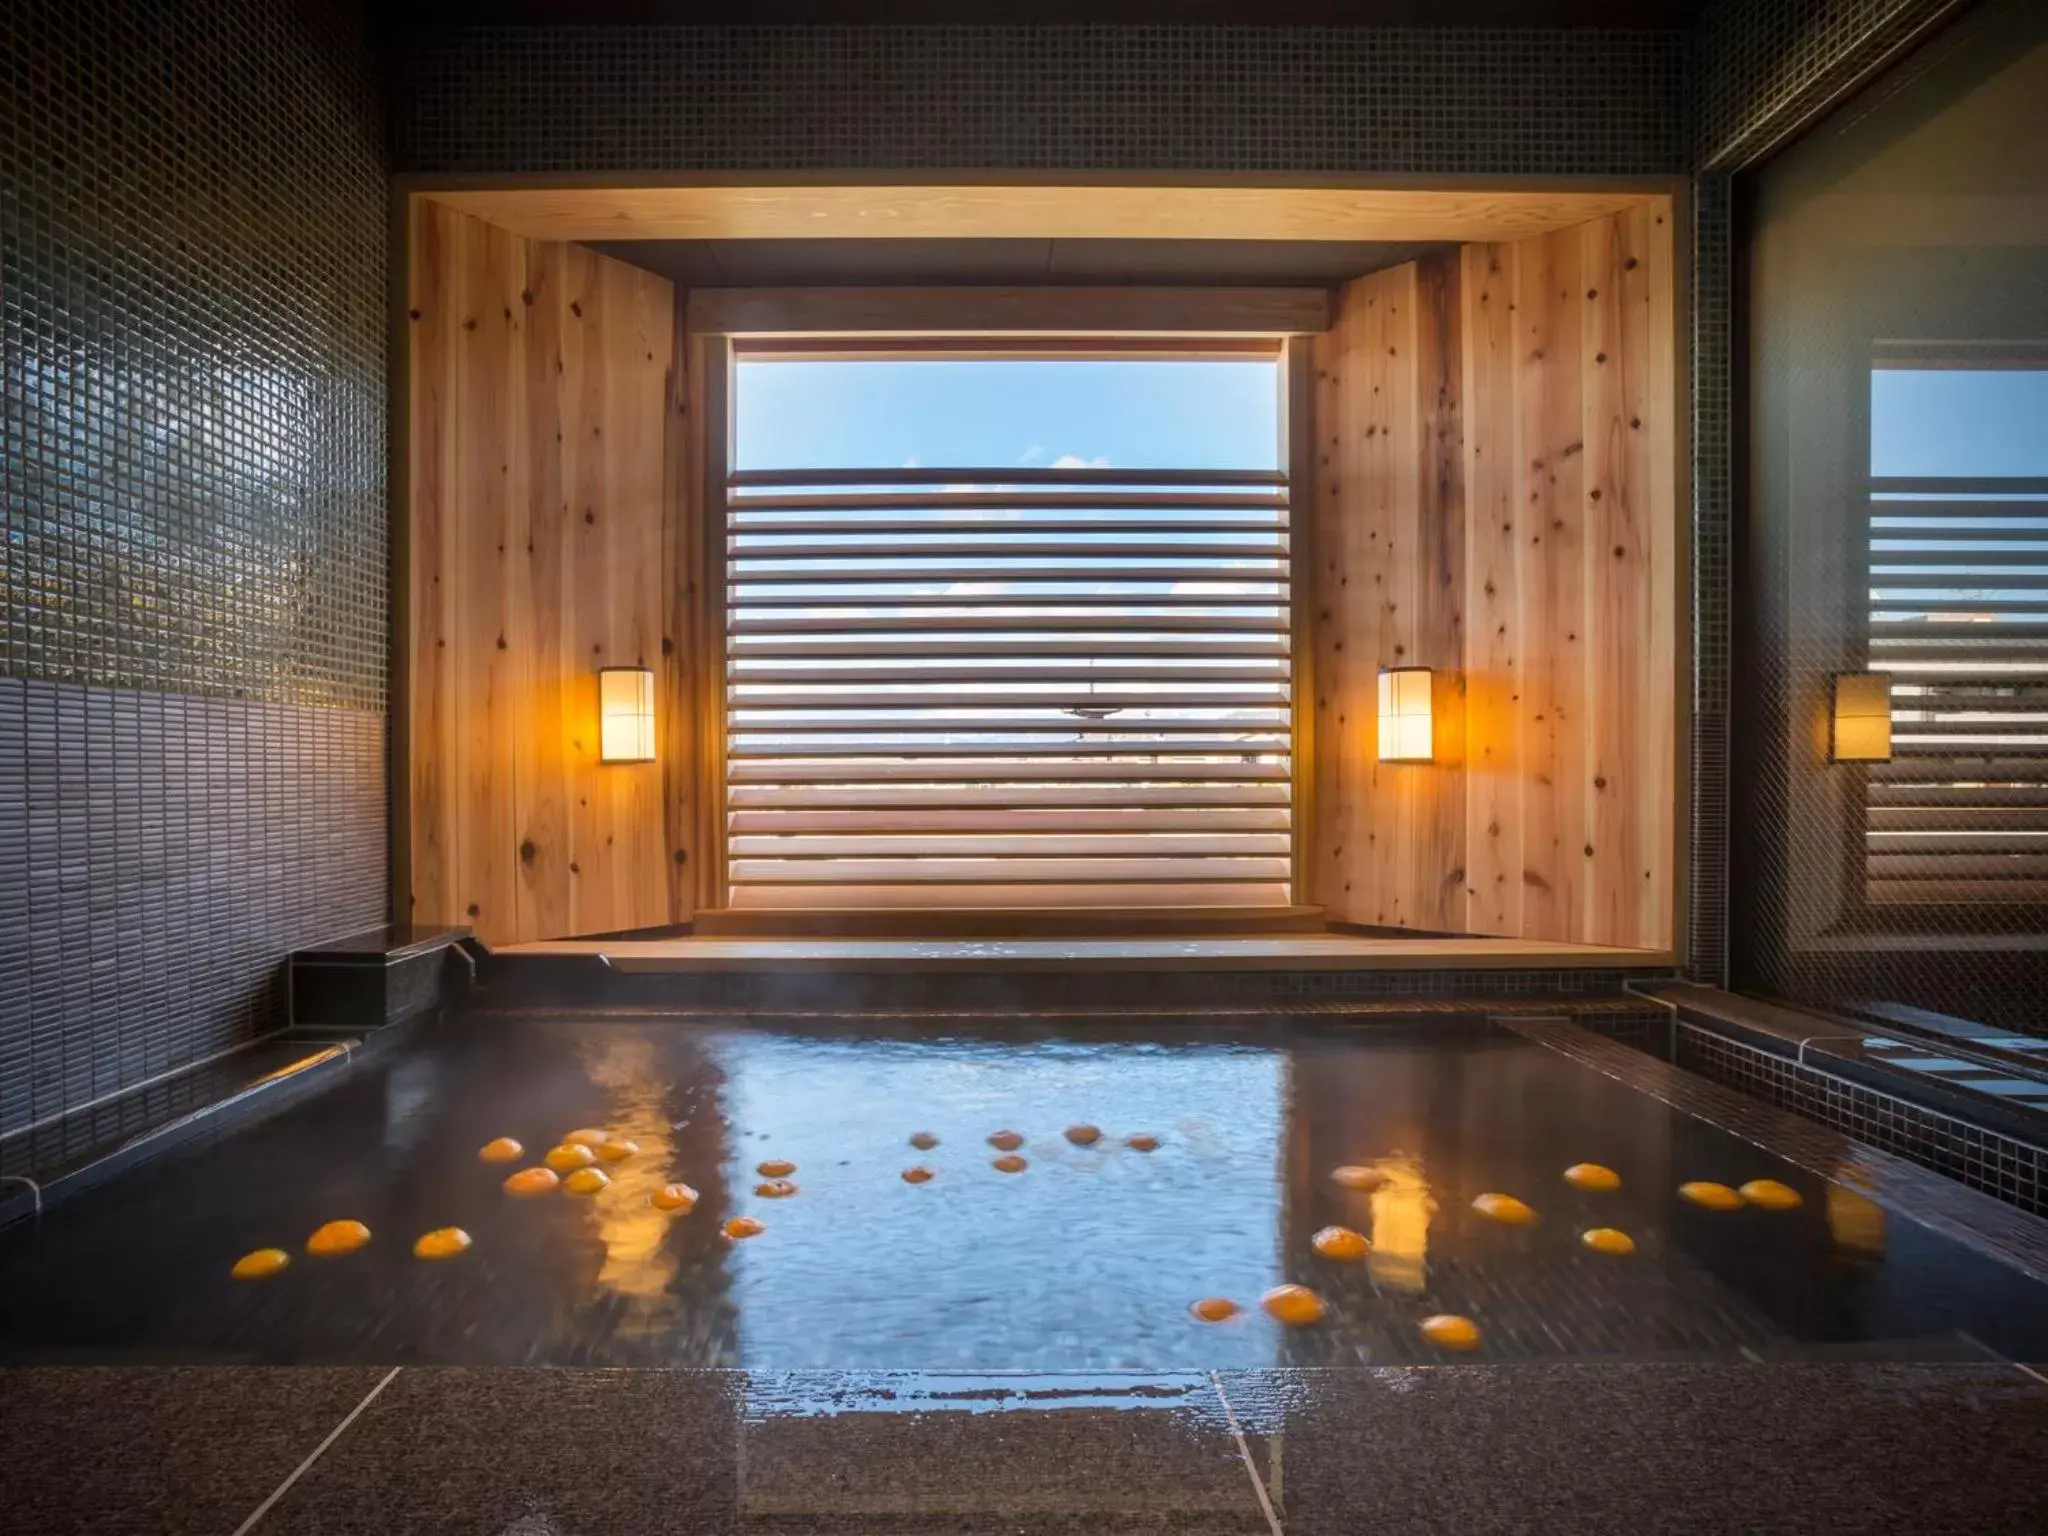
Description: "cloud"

(1050, 452), (1112, 469)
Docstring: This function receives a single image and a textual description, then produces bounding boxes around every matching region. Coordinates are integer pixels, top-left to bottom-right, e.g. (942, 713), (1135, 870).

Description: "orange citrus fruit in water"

(231, 1248), (290, 1280)
(909, 1131), (938, 1150)
(757, 1158), (796, 1178)
(1581, 1227), (1636, 1256)
(1471, 1192), (1538, 1225)
(986, 1131), (1024, 1152)
(1189, 1298), (1241, 1323)
(1420, 1314), (1482, 1350)
(1739, 1179), (1803, 1210)
(723, 1216), (764, 1240)
(992, 1154), (1028, 1173)
(1260, 1285), (1327, 1326)
(545, 1143), (596, 1173)
(1064, 1124), (1102, 1146)
(503, 1166), (560, 1199)
(1563, 1163), (1621, 1192)
(651, 1182), (698, 1212)
(1311, 1225), (1371, 1261)
(1678, 1181), (1743, 1211)
(1124, 1133), (1160, 1152)
(412, 1227), (472, 1261)
(306, 1220), (371, 1257)
(755, 1178), (799, 1198)
(901, 1166), (935, 1184)
(478, 1137), (524, 1164)
(562, 1166), (610, 1196)
(597, 1138), (639, 1163)
(1329, 1164), (1386, 1191)
(564, 1128), (609, 1148)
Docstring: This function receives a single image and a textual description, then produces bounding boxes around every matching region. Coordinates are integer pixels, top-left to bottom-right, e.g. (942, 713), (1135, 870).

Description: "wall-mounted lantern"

(598, 666), (657, 764)
(1830, 671), (1892, 763)
(1377, 666), (1435, 763)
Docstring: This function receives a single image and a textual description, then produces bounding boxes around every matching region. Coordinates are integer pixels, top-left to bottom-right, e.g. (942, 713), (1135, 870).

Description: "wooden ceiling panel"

(425, 181), (1672, 247)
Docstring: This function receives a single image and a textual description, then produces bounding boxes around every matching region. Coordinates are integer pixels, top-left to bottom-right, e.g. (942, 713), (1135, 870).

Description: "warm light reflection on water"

(1368, 1153), (1435, 1294)
(579, 1034), (680, 1321)
(1826, 1180), (1888, 1261)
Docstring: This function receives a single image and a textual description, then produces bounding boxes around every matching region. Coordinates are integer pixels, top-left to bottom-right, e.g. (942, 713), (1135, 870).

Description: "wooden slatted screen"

(724, 464), (1293, 909)
(1867, 473), (2048, 906)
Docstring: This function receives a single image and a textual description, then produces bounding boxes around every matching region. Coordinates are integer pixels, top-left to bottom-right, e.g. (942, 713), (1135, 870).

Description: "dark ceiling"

(590, 237), (1451, 290)
(404, 2), (1709, 26)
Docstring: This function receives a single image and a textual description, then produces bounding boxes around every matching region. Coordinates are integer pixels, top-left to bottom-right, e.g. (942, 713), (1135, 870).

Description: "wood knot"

(570, 301), (583, 317)
(521, 290), (534, 306)
(1594, 776), (1608, 789)
(519, 840), (536, 864)
(675, 849), (688, 863)
(462, 318), (477, 331)
(466, 903), (480, 917)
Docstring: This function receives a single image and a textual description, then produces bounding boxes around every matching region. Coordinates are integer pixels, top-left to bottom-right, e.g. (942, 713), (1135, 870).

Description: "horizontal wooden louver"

(724, 466), (1292, 909)
(1866, 475), (2048, 908)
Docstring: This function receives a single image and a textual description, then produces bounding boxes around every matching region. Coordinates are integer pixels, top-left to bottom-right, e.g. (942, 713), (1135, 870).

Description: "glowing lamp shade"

(598, 667), (656, 764)
(1377, 667), (1434, 763)
(1830, 671), (1892, 763)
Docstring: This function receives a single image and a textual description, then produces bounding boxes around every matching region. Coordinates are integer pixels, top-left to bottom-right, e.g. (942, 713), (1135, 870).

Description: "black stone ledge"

(0, 1013), (433, 1231)
(1642, 982), (2048, 1148)
(289, 924), (476, 1031)
(476, 951), (1664, 1013)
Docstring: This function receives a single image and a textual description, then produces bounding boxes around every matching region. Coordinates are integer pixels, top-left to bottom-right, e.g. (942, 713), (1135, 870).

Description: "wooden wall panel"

(1456, 206), (1679, 951)
(1310, 256), (1467, 931)
(1318, 205), (1677, 951)
(407, 200), (687, 945)
(1460, 242), (1524, 937)
(1514, 221), (1588, 942)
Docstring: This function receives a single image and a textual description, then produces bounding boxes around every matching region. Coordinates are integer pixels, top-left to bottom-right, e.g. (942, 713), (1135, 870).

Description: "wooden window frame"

(687, 291), (1324, 930)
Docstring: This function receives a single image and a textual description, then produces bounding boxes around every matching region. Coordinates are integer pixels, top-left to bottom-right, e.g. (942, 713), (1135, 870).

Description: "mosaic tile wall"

(394, 25), (1689, 176)
(0, 0), (390, 1140)
(1678, 0), (1985, 986)
(1707, 0), (2048, 1027)
(1671, 1022), (2047, 1218)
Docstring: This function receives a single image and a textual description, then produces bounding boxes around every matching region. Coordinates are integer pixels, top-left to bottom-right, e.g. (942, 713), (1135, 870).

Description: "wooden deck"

(493, 934), (1672, 973)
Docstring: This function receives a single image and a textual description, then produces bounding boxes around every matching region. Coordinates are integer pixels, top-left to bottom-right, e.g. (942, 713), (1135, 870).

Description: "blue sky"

(735, 357), (1280, 472)
(1871, 368), (2048, 478)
